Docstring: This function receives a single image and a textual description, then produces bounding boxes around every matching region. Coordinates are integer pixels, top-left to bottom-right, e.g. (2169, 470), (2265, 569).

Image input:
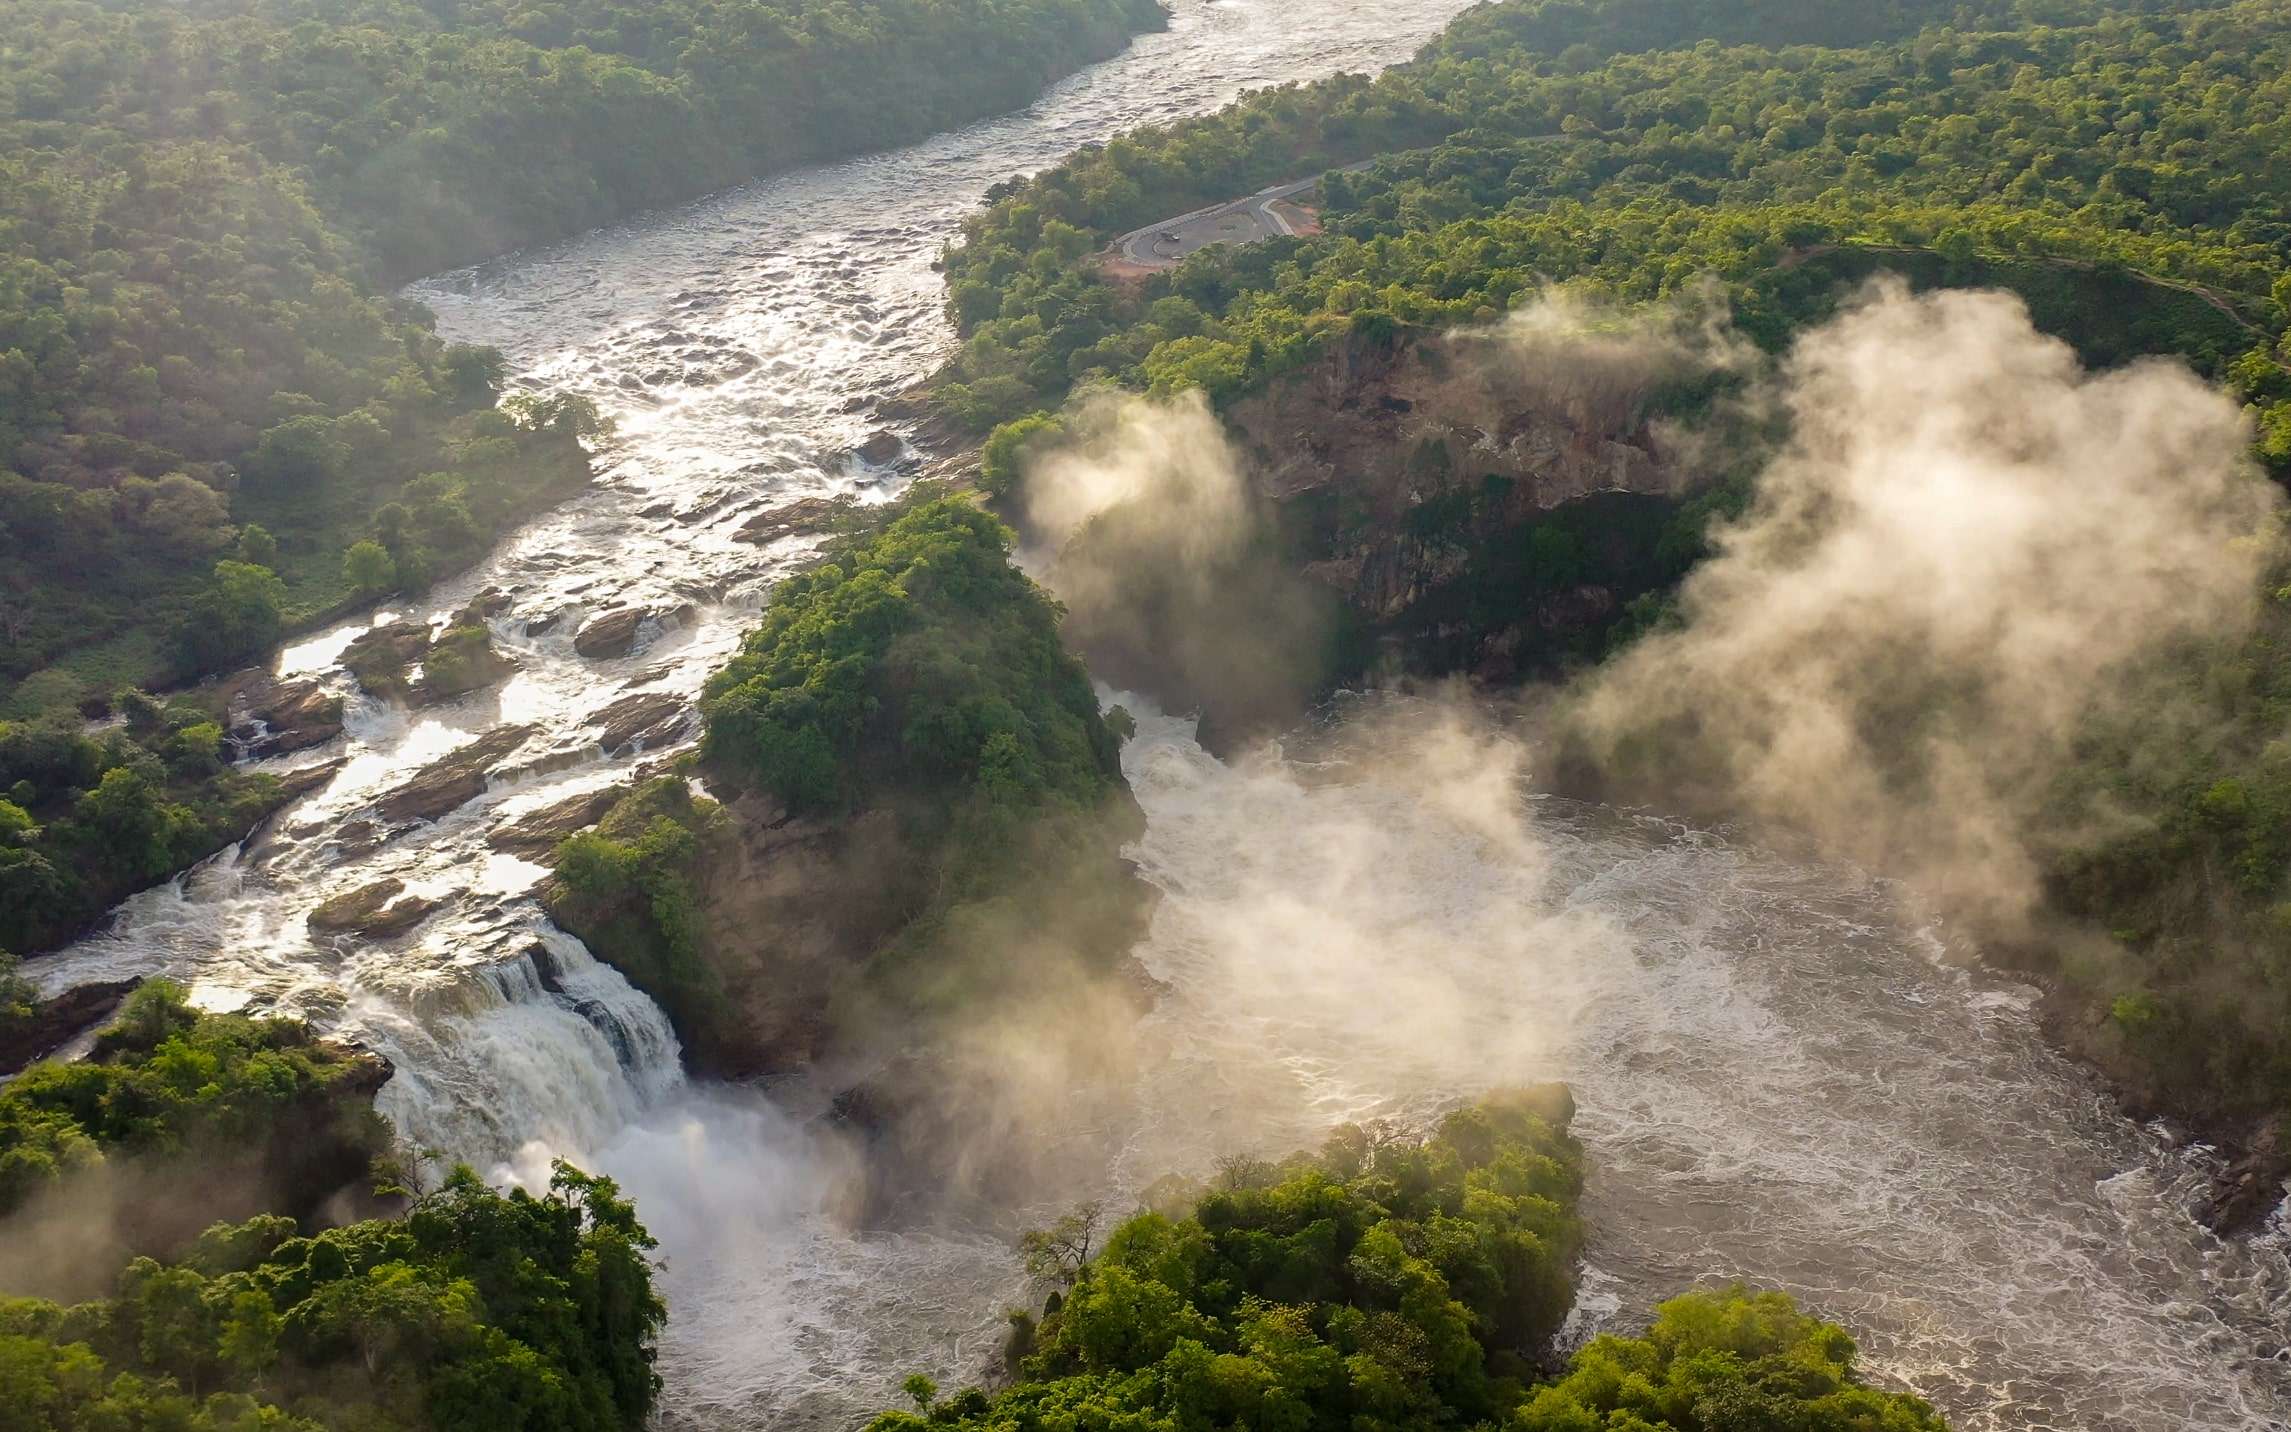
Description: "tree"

(236, 524), (280, 568)
(1513, 1286), (1950, 1431)
(70, 766), (182, 881)
(1019, 1201), (1103, 1289)
(175, 562), (286, 674)
(442, 345), (509, 408)
(343, 540), (397, 597)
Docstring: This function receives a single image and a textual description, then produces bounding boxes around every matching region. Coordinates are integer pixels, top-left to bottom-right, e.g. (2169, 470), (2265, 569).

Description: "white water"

(26, 0), (2291, 1426)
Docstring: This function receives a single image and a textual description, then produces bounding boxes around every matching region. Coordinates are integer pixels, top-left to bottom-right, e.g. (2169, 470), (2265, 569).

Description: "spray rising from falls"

(1112, 698), (2291, 1432)
(21, 5), (2291, 1427)
(1567, 279), (2285, 927)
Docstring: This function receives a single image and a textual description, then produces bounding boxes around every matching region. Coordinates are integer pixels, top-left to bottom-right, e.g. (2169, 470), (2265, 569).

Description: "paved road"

(1113, 165), (1367, 269)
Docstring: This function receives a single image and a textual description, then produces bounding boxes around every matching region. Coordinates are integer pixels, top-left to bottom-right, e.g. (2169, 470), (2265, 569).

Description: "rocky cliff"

(1048, 329), (1715, 749)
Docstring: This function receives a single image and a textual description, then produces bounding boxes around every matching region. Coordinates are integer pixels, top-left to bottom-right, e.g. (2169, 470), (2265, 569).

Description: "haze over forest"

(2, 1), (2289, 1429)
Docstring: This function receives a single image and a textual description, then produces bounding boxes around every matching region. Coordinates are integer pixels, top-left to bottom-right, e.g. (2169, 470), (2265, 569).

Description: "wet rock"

(463, 588), (514, 619)
(525, 611), (564, 636)
(489, 787), (625, 859)
(637, 499), (677, 520)
(227, 675), (345, 757)
(2199, 1127), (2289, 1238)
(275, 758), (347, 802)
(307, 879), (441, 939)
(678, 490), (733, 523)
(342, 620), (433, 701)
(854, 429), (906, 465)
(375, 724), (536, 824)
(0, 978), (142, 1076)
(492, 742), (594, 785)
(593, 692), (691, 756)
(573, 608), (648, 659)
(412, 624), (519, 704)
(732, 497), (844, 545)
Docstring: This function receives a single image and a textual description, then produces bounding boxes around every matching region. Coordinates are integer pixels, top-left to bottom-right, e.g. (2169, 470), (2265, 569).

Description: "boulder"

(2199, 1126), (2288, 1238)
(592, 692), (690, 756)
(488, 787), (625, 859)
(342, 620), (433, 700)
(573, 608), (647, 659)
(732, 497), (843, 545)
(307, 879), (440, 939)
(855, 429), (906, 465)
(374, 724), (536, 824)
(228, 675), (344, 757)
(412, 626), (519, 703)
(275, 758), (347, 802)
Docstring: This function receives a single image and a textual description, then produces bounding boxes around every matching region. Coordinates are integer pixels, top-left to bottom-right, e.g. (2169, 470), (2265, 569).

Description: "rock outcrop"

(732, 496), (844, 545)
(591, 692), (691, 755)
(488, 786), (625, 859)
(573, 607), (647, 658)
(374, 724), (536, 824)
(1048, 329), (1704, 749)
(224, 673), (345, 757)
(307, 879), (441, 939)
(342, 602), (519, 705)
(0, 979), (141, 1076)
(341, 620), (434, 700)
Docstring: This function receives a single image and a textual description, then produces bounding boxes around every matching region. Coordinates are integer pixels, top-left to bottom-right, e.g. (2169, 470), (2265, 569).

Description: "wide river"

(33, 1), (2291, 1427)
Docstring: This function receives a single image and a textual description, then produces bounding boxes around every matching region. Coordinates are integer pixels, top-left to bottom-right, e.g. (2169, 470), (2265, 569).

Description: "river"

(29, 0), (2291, 1427)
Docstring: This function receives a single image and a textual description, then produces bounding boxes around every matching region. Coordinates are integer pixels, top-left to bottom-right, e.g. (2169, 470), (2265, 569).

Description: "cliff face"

(1053, 331), (1709, 750)
(1231, 332), (1701, 654)
(666, 791), (925, 1080)
(546, 775), (1154, 1211)
(1228, 328), (1686, 541)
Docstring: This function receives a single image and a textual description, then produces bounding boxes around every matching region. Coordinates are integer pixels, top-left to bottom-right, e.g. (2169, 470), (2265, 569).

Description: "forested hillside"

(938, 0), (2291, 1203)
(547, 492), (1147, 1082)
(0, 983), (667, 1430)
(0, 0), (1165, 715)
(938, 0), (2288, 430)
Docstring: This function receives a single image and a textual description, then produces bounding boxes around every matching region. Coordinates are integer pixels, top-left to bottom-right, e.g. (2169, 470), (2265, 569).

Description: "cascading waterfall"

(20, 1), (2290, 1428)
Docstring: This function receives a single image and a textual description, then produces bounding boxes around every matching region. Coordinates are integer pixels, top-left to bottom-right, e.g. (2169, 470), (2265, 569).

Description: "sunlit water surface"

(30, 1), (2291, 1426)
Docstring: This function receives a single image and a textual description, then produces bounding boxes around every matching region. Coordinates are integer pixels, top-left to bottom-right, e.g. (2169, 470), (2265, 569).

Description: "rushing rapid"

(27, 0), (2291, 1427)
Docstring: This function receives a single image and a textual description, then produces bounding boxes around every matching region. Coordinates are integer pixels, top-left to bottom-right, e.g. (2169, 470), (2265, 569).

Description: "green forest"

(0, 690), (334, 955)
(14, 0), (2291, 1423)
(0, 985), (666, 1431)
(548, 491), (1148, 1067)
(867, 1089), (1945, 1432)
(0, 0), (1166, 717)
(937, 0), (2291, 1206)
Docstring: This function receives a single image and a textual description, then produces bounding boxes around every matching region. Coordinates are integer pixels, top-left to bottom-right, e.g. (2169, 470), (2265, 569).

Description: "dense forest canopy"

(936, 0), (2290, 432)
(0, 988), (665, 1431)
(867, 1089), (1948, 1431)
(0, 0), (1165, 715)
(549, 492), (1146, 1065)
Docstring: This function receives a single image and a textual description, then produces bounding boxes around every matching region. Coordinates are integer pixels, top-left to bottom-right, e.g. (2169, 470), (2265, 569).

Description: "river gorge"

(25, 0), (2291, 1427)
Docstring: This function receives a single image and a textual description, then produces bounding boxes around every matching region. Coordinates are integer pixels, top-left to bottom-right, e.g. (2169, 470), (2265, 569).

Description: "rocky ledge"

(374, 724), (537, 825)
(0, 978), (143, 1077)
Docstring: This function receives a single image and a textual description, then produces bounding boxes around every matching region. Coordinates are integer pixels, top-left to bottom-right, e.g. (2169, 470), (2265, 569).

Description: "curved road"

(1114, 165), (1367, 267)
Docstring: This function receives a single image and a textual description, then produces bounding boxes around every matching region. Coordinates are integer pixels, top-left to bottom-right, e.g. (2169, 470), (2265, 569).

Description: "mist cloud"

(1565, 279), (2283, 926)
(1023, 390), (1338, 748)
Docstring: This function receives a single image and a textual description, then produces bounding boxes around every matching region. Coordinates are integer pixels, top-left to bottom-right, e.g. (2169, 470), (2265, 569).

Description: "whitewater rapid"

(25, 0), (2291, 1426)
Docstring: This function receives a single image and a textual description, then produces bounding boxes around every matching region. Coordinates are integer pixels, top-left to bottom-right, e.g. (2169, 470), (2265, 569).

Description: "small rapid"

(23, 0), (2291, 1427)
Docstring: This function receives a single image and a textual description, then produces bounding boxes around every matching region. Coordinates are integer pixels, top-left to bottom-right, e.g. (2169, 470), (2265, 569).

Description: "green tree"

(175, 563), (286, 674)
(343, 540), (398, 598)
